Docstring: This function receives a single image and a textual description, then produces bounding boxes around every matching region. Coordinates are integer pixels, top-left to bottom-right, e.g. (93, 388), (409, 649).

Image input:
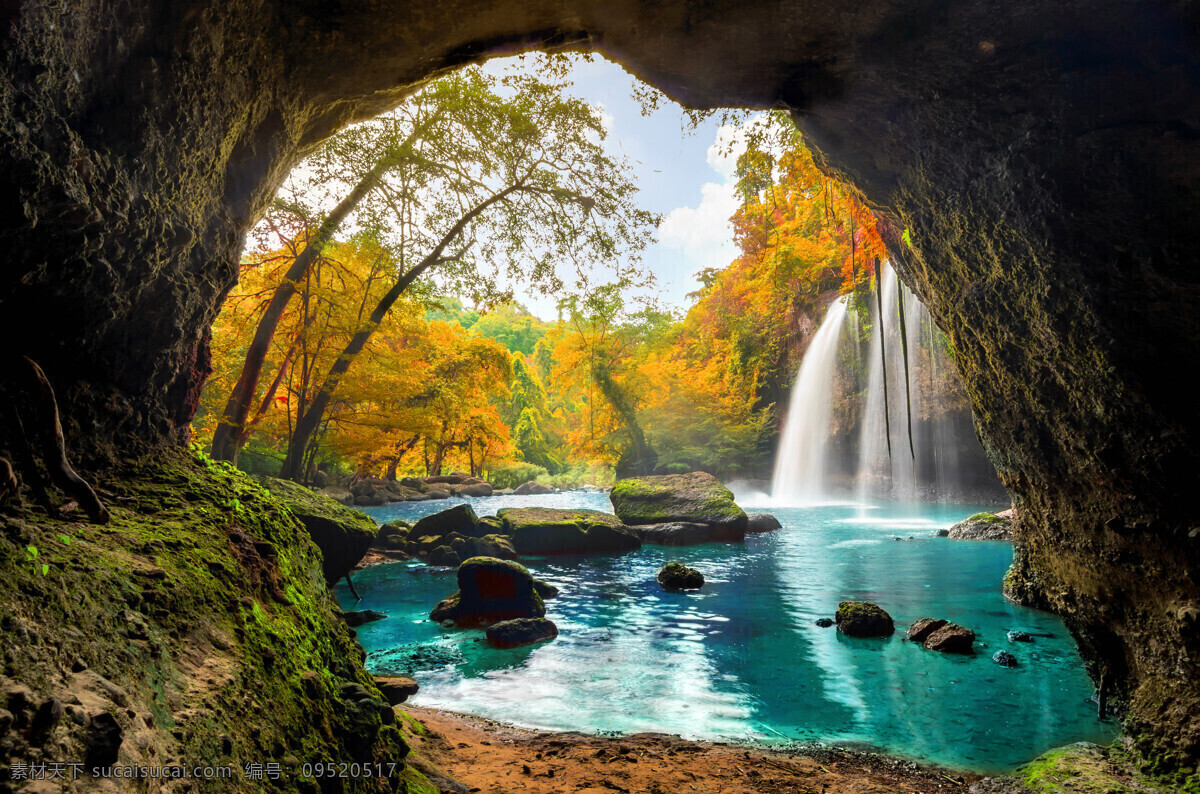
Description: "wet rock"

(835, 601), (895, 637)
(429, 557), (545, 626)
(657, 562), (704, 590)
(412, 504), (478, 539)
(907, 618), (948, 643)
(923, 623), (976, 654)
(993, 650), (1019, 667)
(461, 534), (519, 561)
(85, 712), (123, 768)
(513, 481), (553, 495)
(342, 610), (387, 627)
(746, 513), (782, 533)
(337, 683), (393, 758)
(815, 618), (834, 627)
(629, 521), (744, 545)
(497, 508), (640, 555)
(374, 676), (419, 705)
(461, 482), (493, 497)
(610, 472), (747, 530)
(1008, 630), (1033, 643)
(427, 545), (461, 567)
(486, 617), (559, 649)
(946, 512), (1012, 540)
(255, 476), (377, 584)
(425, 489), (451, 500)
(533, 579), (559, 600)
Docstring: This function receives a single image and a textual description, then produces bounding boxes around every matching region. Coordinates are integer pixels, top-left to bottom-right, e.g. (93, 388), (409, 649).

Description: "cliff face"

(2, 0), (1198, 770)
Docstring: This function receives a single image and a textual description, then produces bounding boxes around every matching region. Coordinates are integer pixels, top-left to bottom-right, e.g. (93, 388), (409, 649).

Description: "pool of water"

(340, 493), (1116, 773)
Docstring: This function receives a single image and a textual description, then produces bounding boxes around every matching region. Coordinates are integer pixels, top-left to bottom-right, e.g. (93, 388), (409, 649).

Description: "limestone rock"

(429, 557), (545, 626)
(497, 508), (640, 555)
(485, 617), (559, 649)
(629, 521), (744, 546)
(657, 562), (704, 590)
(254, 476), (377, 585)
(610, 472), (747, 530)
(835, 601), (895, 637)
(946, 512), (1012, 540)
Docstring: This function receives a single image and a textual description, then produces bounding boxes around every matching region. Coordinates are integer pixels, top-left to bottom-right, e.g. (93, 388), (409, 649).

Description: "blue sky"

(484, 54), (751, 319)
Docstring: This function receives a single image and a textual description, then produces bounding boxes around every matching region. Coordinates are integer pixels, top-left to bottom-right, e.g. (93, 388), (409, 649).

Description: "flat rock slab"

(631, 521), (745, 545)
(497, 508), (640, 555)
(610, 472), (748, 530)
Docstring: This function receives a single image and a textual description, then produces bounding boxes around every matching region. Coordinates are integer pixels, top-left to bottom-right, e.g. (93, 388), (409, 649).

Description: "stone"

(512, 481), (553, 495)
(353, 492), (388, 506)
(85, 711), (123, 768)
(993, 650), (1019, 667)
(425, 489), (451, 500)
(0, 708), (13, 736)
(461, 482), (493, 497)
(318, 486), (355, 506)
(923, 623), (976, 654)
(946, 512), (1012, 540)
(342, 610), (387, 627)
(610, 472), (747, 530)
(486, 617), (559, 648)
(629, 521), (745, 546)
(399, 477), (426, 491)
(907, 618), (948, 643)
(497, 508), (641, 555)
(374, 676), (420, 705)
(254, 476), (377, 585)
(412, 504), (478, 539)
(313, 470), (331, 487)
(745, 513), (782, 533)
(1008, 630), (1034, 643)
(835, 601), (895, 637)
(657, 562), (704, 590)
(429, 557), (545, 626)
(815, 618), (834, 628)
(533, 579), (559, 600)
(426, 473), (468, 485)
(462, 534), (519, 561)
(427, 545), (461, 567)
(30, 698), (64, 745)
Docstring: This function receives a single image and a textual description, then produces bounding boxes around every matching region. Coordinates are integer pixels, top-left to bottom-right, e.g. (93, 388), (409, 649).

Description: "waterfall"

(770, 298), (849, 504)
(769, 261), (999, 505)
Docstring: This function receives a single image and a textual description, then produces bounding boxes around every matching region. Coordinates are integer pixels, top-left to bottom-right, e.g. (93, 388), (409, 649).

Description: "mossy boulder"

(254, 475), (377, 585)
(835, 601), (895, 637)
(485, 617), (559, 649)
(412, 504), (479, 539)
(496, 508), (640, 555)
(629, 521), (744, 546)
(946, 511), (1012, 540)
(460, 533), (519, 561)
(657, 562), (705, 590)
(610, 472), (747, 530)
(429, 557), (545, 626)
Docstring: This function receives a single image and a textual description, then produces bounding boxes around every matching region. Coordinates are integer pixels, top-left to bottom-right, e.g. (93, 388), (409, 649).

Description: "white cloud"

(657, 181), (740, 275)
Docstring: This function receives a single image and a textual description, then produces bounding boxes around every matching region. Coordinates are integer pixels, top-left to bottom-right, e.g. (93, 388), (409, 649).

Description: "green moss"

(1011, 742), (1199, 794)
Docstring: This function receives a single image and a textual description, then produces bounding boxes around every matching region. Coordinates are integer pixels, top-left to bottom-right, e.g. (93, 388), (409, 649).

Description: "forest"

(192, 63), (972, 491)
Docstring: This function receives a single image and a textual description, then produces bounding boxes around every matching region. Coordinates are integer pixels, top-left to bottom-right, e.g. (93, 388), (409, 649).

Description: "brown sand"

(404, 706), (982, 794)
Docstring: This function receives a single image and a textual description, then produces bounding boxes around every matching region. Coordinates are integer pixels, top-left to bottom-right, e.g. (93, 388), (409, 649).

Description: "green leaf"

(40, 564), (49, 577)
(901, 228), (913, 249)
(26, 545), (38, 558)
(58, 534), (72, 545)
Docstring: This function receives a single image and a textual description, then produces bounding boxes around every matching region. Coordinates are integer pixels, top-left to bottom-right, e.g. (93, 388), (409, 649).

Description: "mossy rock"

(429, 556), (545, 626)
(485, 617), (559, 649)
(947, 511), (1012, 540)
(657, 562), (704, 590)
(496, 508), (640, 555)
(609, 472), (747, 530)
(254, 475), (377, 584)
(835, 601), (895, 637)
(411, 504), (478, 540)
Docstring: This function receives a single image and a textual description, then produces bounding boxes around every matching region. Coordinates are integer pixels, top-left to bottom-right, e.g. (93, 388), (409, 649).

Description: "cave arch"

(2, 0), (1198, 765)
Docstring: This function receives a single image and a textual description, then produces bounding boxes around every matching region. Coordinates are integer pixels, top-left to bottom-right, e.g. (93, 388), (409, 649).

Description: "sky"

(482, 55), (753, 320)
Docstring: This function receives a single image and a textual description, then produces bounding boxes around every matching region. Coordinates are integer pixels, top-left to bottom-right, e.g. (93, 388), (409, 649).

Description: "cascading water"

(770, 298), (849, 503)
(771, 261), (1000, 505)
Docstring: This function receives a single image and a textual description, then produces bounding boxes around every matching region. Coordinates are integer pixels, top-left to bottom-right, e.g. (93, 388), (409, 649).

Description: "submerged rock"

(486, 617), (559, 648)
(374, 676), (419, 705)
(610, 472), (747, 530)
(946, 512), (1012, 540)
(993, 650), (1019, 667)
(907, 618), (948, 643)
(746, 513), (782, 533)
(254, 476), (377, 585)
(497, 508), (640, 555)
(630, 521), (744, 546)
(835, 601), (895, 637)
(429, 557), (545, 626)
(815, 618), (834, 628)
(1008, 630), (1033, 643)
(657, 562), (705, 590)
(342, 609), (387, 627)
(923, 623), (976, 654)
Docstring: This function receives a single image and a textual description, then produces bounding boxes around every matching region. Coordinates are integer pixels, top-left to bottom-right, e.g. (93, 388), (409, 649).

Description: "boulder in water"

(907, 618), (949, 643)
(1008, 630), (1033, 643)
(946, 512), (1012, 540)
(485, 617), (559, 649)
(460, 533), (519, 561)
(835, 601), (895, 637)
(512, 481), (553, 495)
(923, 623), (976, 653)
(630, 521), (744, 546)
(815, 618), (834, 628)
(427, 545), (461, 567)
(254, 476), (377, 585)
(413, 504), (478, 538)
(533, 579), (559, 600)
(993, 650), (1019, 667)
(497, 508), (640, 555)
(658, 562), (704, 590)
(429, 557), (545, 626)
(610, 472), (747, 530)
(746, 513), (782, 533)
(342, 609), (387, 627)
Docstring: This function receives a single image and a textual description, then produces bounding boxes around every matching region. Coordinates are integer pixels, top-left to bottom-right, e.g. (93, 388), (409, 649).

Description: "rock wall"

(2, 0), (1198, 769)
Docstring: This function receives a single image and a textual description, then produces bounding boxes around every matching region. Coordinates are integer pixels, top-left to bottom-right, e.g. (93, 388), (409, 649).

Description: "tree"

(276, 68), (656, 481)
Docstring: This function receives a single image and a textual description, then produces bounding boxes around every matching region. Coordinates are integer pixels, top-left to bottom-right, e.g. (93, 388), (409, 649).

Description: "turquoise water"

(339, 493), (1116, 773)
